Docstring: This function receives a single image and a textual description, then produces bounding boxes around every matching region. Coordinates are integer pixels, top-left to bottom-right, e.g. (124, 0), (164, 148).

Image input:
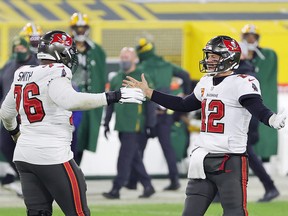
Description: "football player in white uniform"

(124, 35), (287, 216)
(0, 30), (145, 216)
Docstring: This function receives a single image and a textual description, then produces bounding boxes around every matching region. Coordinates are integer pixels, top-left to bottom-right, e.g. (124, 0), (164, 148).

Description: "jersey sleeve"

(236, 74), (261, 99)
(48, 77), (107, 111)
(0, 85), (18, 131)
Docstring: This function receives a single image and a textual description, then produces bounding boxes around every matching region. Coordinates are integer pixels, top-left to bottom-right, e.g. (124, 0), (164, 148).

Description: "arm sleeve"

(0, 86), (18, 131)
(48, 77), (108, 111)
(151, 90), (201, 112)
(239, 94), (274, 126)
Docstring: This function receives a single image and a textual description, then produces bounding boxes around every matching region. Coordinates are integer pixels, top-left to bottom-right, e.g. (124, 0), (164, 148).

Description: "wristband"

(9, 123), (20, 136)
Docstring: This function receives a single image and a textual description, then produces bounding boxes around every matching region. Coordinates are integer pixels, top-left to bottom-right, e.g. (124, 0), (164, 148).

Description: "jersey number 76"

(14, 82), (45, 123)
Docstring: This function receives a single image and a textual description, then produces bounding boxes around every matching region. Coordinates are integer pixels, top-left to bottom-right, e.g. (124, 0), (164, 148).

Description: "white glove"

(269, 109), (287, 130)
(119, 87), (146, 104)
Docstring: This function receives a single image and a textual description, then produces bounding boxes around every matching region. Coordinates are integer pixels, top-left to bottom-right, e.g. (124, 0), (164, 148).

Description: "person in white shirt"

(0, 30), (144, 216)
(123, 35), (287, 216)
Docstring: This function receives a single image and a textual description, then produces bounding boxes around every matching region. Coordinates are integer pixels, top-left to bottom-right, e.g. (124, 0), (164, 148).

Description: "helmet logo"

(223, 39), (241, 52)
(50, 33), (72, 47)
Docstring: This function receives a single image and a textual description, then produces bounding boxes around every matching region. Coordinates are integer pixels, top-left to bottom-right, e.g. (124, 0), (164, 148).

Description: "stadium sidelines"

(0, 175), (288, 208)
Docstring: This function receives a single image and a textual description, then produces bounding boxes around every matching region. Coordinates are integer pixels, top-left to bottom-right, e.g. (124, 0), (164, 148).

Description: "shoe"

(258, 188), (280, 202)
(163, 182), (180, 191)
(125, 183), (137, 190)
(1, 174), (15, 185)
(2, 182), (23, 197)
(139, 186), (155, 198)
(102, 189), (120, 199)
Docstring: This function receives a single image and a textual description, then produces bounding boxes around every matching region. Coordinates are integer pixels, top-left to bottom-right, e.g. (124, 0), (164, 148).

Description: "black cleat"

(258, 188), (279, 202)
(125, 183), (137, 190)
(139, 186), (155, 198)
(163, 182), (180, 191)
(102, 189), (120, 199)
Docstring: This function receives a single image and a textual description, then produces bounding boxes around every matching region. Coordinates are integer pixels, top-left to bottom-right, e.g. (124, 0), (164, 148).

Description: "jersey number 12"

(201, 99), (225, 133)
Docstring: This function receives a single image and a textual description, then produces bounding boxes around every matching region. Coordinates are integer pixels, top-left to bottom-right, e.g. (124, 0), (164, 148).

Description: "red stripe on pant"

(64, 161), (85, 216)
(241, 156), (248, 216)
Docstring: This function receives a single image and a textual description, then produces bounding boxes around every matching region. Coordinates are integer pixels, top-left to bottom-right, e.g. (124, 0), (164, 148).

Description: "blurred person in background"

(0, 35), (39, 196)
(240, 24), (278, 169)
(19, 22), (43, 55)
(235, 41), (279, 202)
(124, 35), (287, 216)
(126, 38), (191, 191)
(69, 12), (107, 165)
(170, 78), (200, 172)
(102, 47), (155, 199)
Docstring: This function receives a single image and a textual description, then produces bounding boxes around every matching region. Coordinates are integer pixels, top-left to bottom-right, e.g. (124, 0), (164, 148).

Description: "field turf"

(0, 202), (287, 215)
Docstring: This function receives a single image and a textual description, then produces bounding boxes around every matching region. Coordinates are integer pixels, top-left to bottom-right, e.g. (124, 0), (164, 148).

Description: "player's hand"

(11, 131), (20, 143)
(104, 125), (110, 139)
(119, 87), (145, 104)
(269, 109), (287, 130)
(123, 74), (153, 99)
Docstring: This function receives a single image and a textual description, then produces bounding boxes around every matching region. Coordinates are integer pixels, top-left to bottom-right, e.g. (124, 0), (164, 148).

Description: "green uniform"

(109, 68), (152, 132)
(139, 55), (189, 94)
(72, 40), (106, 152)
(252, 48), (278, 158)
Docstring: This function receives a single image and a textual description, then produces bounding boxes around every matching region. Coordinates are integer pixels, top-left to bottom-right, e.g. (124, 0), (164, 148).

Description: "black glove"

(104, 125), (110, 139)
(105, 90), (121, 105)
(146, 127), (157, 138)
(9, 123), (20, 143)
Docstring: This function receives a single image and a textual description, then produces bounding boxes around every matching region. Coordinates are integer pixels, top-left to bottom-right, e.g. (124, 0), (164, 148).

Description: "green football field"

(0, 202), (287, 216)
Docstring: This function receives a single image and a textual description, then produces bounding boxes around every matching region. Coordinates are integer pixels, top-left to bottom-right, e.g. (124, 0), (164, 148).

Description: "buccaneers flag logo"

(223, 39), (241, 52)
(50, 33), (72, 47)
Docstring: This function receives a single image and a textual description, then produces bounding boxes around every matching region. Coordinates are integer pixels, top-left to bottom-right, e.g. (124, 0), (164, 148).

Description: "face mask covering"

(242, 39), (265, 60)
(242, 39), (258, 51)
(119, 61), (132, 72)
(14, 51), (29, 63)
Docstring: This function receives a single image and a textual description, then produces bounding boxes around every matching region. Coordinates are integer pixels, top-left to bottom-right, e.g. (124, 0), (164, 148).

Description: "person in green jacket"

(102, 47), (155, 199)
(239, 24), (279, 202)
(69, 12), (107, 164)
(241, 24), (278, 160)
(126, 38), (192, 191)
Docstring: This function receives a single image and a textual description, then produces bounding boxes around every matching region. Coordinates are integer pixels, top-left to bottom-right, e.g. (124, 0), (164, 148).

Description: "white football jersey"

(193, 74), (261, 153)
(9, 63), (74, 164)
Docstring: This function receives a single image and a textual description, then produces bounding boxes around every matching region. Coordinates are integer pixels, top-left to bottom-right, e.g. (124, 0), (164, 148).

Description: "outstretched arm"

(240, 94), (286, 129)
(124, 74), (201, 112)
(49, 77), (145, 111)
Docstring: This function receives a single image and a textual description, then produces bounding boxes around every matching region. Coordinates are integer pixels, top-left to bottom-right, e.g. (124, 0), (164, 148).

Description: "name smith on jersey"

(17, 71), (33, 82)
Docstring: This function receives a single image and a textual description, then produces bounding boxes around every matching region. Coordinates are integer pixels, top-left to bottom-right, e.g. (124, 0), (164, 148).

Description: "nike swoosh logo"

(248, 78), (255, 82)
